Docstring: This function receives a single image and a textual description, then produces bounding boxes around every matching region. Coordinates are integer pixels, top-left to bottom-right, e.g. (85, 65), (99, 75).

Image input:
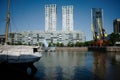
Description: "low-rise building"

(8, 30), (86, 46)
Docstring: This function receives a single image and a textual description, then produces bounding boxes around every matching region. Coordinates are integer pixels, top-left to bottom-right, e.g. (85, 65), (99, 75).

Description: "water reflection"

(107, 52), (120, 80)
(92, 52), (108, 80)
(56, 66), (63, 80)
(0, 51), (120, 80)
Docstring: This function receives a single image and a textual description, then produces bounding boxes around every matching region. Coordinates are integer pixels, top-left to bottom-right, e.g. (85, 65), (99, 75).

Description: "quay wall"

(56, 46), (120, 52)
(106, 46), (120, 52)
(56, 47), (88, 51)
(88, 46), (120, 52)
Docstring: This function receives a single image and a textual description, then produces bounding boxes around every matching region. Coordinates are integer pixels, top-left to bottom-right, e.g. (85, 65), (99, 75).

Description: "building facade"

(45, 4), (57, 32)
(8, 31), (85, 46)
(113, 18), (120, 34)
(91, 8), (104, 40)
(62, 5), (73, 31)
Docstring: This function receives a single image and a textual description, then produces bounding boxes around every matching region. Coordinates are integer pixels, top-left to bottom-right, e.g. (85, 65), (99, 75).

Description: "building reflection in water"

(34, 51), (87, 80)
(34, 51), (120, 80)
(107, 52), (120, 80)
(93, 52), (108, 80)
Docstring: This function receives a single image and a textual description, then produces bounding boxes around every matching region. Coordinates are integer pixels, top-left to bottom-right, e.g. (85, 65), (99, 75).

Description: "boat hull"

(0, 53), (42, 64)
(0, 45), (42, 64)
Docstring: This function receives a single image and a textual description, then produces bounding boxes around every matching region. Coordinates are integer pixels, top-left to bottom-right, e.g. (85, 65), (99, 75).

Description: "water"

(0, 51), (120, 80)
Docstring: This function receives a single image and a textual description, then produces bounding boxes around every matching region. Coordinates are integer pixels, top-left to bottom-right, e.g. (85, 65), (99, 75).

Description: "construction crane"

(91, 17), (108, 47)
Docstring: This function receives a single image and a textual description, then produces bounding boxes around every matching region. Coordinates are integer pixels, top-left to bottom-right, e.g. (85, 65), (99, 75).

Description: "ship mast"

(5, 0), (10, 45)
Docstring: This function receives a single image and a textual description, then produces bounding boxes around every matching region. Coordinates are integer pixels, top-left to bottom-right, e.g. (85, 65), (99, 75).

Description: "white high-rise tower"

(62, 5), (73, 31)
(45, 4), (57, 32)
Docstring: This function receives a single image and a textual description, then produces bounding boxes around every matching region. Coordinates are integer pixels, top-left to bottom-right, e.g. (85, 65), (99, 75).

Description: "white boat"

(0, 45), (42, 64)
(0, 0), (42, 65)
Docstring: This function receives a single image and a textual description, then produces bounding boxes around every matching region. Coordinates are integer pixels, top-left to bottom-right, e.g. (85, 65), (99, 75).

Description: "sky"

(0, 0), (120, 41)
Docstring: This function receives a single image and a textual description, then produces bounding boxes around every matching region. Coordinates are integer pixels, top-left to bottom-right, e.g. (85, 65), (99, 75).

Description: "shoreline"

(1, 45), (120, 52)
(56, 46), (120, 52)
(56, 47), (88, 51)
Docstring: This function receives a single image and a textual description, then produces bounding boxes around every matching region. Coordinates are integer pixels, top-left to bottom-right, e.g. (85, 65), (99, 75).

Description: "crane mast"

(97, 17), (104, 39)
(5, 0), (10, 45)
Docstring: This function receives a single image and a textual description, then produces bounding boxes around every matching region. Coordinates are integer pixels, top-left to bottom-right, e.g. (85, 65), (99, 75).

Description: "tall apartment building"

(62, 5), (73, 31)
(45, 4), (57, 32)
(91, 8), (104, 40)
(113, 18), (120, 34)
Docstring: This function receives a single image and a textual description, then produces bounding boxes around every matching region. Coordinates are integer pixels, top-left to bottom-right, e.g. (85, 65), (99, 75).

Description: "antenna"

(5, 0), (10, 45)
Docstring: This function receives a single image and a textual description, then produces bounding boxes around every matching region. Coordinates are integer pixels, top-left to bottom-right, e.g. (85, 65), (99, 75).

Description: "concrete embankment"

(56, 46), (120, 52)
(88, 46), (120, 52)
(56, 47), (88, 51)
(106, 46), (120, 52)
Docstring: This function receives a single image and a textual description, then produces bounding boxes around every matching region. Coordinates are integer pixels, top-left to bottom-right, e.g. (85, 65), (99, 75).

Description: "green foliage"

(38, 42), (42, 46)
(60, 43), (64, 47)
(74, 42), (84, 47)
(48, 42), (51, 47)
(75, 42), (80, 47)
(56, 42), (64, 47)
(109, 33), (120, 45)
(48, 42), (56, 47)
(84, 41), (93, 46)
(67, 42), (74, 47)
(14, 41), (22, 45)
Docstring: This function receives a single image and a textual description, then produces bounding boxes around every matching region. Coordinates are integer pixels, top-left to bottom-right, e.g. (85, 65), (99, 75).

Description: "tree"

(84, 40), (93, 46)
(67, 42), (74, 47)
(109, 33), (120, 46)
(75, 42), (80, 47)
(74, 42), (85, 47)
(56, 42), (59, 47)
(56, 42), (64, 47)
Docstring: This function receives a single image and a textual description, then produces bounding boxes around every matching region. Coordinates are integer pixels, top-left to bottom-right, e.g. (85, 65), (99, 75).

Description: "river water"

(0, 51), (120, 80)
